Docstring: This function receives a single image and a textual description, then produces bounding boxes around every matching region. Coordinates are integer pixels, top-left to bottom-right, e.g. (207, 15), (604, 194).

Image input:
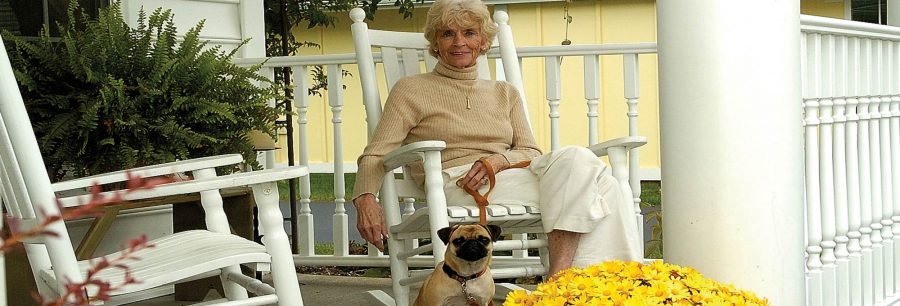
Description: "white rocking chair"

(0, 35), (305, 305)
(349, 8), (646, 306)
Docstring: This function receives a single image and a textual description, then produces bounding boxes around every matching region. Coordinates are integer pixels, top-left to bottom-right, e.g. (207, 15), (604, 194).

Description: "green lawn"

(278, 173), (357, 201)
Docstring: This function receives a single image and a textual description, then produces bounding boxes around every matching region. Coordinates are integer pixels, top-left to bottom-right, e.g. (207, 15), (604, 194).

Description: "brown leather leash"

(462, 156), (531, 225)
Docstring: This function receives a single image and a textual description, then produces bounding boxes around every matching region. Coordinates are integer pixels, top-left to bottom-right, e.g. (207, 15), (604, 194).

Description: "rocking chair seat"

(38, 230), (269, 300)
(391, 205), (543, 240)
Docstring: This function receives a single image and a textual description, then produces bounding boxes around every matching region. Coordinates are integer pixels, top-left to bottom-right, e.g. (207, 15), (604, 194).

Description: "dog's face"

(437, 224), (502, 262)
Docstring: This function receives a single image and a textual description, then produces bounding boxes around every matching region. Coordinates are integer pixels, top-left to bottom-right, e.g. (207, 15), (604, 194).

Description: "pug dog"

(413, 224), (502, 306)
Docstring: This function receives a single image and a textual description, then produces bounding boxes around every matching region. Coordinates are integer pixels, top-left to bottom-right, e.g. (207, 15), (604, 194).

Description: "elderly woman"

(352, 0), (641, 277)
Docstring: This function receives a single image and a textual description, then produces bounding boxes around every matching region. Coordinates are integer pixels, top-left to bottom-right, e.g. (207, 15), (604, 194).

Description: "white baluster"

(623, 53), (642, 234)
(328, 64), (349, 256)
(584, 55), (601, 146)
(879, 40), (896, 300)
(847, 37), (865, 306)
(806, 98), (825, 306)
(859, 38), (876, 306)
(848, 95), (865, 306)
(868, 39), (885, 302)
(545, 56), (561, 151)
(804, 33), (824, 306)
(833, 35), (852, 306)
(294, 65), (315, 256)
(819, 34), (838, 305)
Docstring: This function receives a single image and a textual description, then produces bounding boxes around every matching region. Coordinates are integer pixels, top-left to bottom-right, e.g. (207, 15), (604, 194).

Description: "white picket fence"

(801, 15), (900, 306)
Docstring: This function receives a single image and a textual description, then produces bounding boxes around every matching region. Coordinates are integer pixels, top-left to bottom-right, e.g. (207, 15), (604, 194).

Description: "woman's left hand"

(456, 154), (509, 190)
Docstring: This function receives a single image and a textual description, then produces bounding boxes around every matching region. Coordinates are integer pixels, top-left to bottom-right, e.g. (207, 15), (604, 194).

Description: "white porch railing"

(801, 15), (900, 306)
(235, 42), (656, 268)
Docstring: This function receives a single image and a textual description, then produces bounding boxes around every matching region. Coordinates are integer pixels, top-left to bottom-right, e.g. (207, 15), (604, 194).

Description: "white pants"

(442, 146), (642, 266)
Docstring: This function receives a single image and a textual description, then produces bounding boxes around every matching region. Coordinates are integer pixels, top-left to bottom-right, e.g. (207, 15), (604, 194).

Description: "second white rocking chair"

(0, 34), (305, 306)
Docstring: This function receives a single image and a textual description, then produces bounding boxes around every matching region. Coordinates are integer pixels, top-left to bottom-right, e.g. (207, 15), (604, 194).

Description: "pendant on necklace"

(466, 97), (471, 109)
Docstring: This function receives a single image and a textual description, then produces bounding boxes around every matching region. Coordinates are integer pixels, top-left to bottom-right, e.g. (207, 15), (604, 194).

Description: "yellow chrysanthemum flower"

(504, 260), (768, 306)
(535, 296), (566, 306)
(601, 260), (626, 274)
(569, 276), (594, 295)
(642, 266), (668, 282)
(666, 282), (691, 302)
(593, 280), (618, 297)
(504, 289), (533, 306)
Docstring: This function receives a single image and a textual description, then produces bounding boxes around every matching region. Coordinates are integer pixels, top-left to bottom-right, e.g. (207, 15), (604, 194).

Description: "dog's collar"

(442, 263), (487, 283)
(443, 264), (490, 306)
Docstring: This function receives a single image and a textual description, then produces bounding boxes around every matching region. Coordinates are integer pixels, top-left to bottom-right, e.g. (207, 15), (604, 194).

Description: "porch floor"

(130, 273), (395, 305)
(130, 273), (533, 305)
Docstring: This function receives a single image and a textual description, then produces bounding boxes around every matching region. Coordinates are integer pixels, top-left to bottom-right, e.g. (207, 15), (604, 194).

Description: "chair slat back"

(0, 34), (84, 292)
(351, 10), (519, 136)
(0, 110), (34, 220)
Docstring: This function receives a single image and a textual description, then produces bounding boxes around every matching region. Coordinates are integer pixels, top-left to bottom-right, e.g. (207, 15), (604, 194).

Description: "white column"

(657, 2), (806, 305)
(889, 0), (900, 26)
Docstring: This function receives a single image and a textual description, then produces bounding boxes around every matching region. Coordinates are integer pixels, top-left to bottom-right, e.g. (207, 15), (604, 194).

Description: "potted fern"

(3, 1), (282, 182)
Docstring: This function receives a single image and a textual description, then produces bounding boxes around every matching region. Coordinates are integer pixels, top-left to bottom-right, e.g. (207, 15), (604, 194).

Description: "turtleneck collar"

(433, 61), (478, 80)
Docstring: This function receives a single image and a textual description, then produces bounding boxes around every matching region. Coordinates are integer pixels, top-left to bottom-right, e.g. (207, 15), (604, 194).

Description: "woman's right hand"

(353, 193), (388, 251)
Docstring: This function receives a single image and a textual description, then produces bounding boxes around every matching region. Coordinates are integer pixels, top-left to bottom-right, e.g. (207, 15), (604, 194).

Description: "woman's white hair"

(423, 0), (497, 58)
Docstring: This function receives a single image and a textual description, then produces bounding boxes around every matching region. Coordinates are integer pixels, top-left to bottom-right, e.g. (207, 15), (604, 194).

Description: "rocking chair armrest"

(56, 165), (309, 208)
(51, 154), (245, 193)
(587, 136), (648, 157)
(383, 140), (447, 172)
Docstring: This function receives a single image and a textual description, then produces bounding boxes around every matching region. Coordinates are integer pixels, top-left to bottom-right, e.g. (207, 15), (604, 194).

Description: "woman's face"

(436, 23), (484, 69)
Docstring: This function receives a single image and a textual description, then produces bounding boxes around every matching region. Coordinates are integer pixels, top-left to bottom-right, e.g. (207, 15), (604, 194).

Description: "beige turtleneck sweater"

(352, 62), (542, 199)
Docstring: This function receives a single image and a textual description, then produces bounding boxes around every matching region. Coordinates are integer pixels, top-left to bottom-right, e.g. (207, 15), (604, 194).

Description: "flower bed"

(504, 260), (768, 306)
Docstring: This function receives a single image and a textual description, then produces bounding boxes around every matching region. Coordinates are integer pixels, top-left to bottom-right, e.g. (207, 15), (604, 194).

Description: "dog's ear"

(484, 224), (502, 241)
(437, 225), (458, 245)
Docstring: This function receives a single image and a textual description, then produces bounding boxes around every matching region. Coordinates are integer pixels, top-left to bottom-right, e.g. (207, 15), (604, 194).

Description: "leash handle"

(463, 156), (531, 225)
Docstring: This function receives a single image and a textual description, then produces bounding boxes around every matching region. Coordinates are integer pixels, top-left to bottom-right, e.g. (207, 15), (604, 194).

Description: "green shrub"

(4, 1), (282, 181)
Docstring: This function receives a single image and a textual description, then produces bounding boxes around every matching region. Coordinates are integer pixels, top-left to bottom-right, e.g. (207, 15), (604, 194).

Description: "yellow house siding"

(801, 0), (846, 19)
